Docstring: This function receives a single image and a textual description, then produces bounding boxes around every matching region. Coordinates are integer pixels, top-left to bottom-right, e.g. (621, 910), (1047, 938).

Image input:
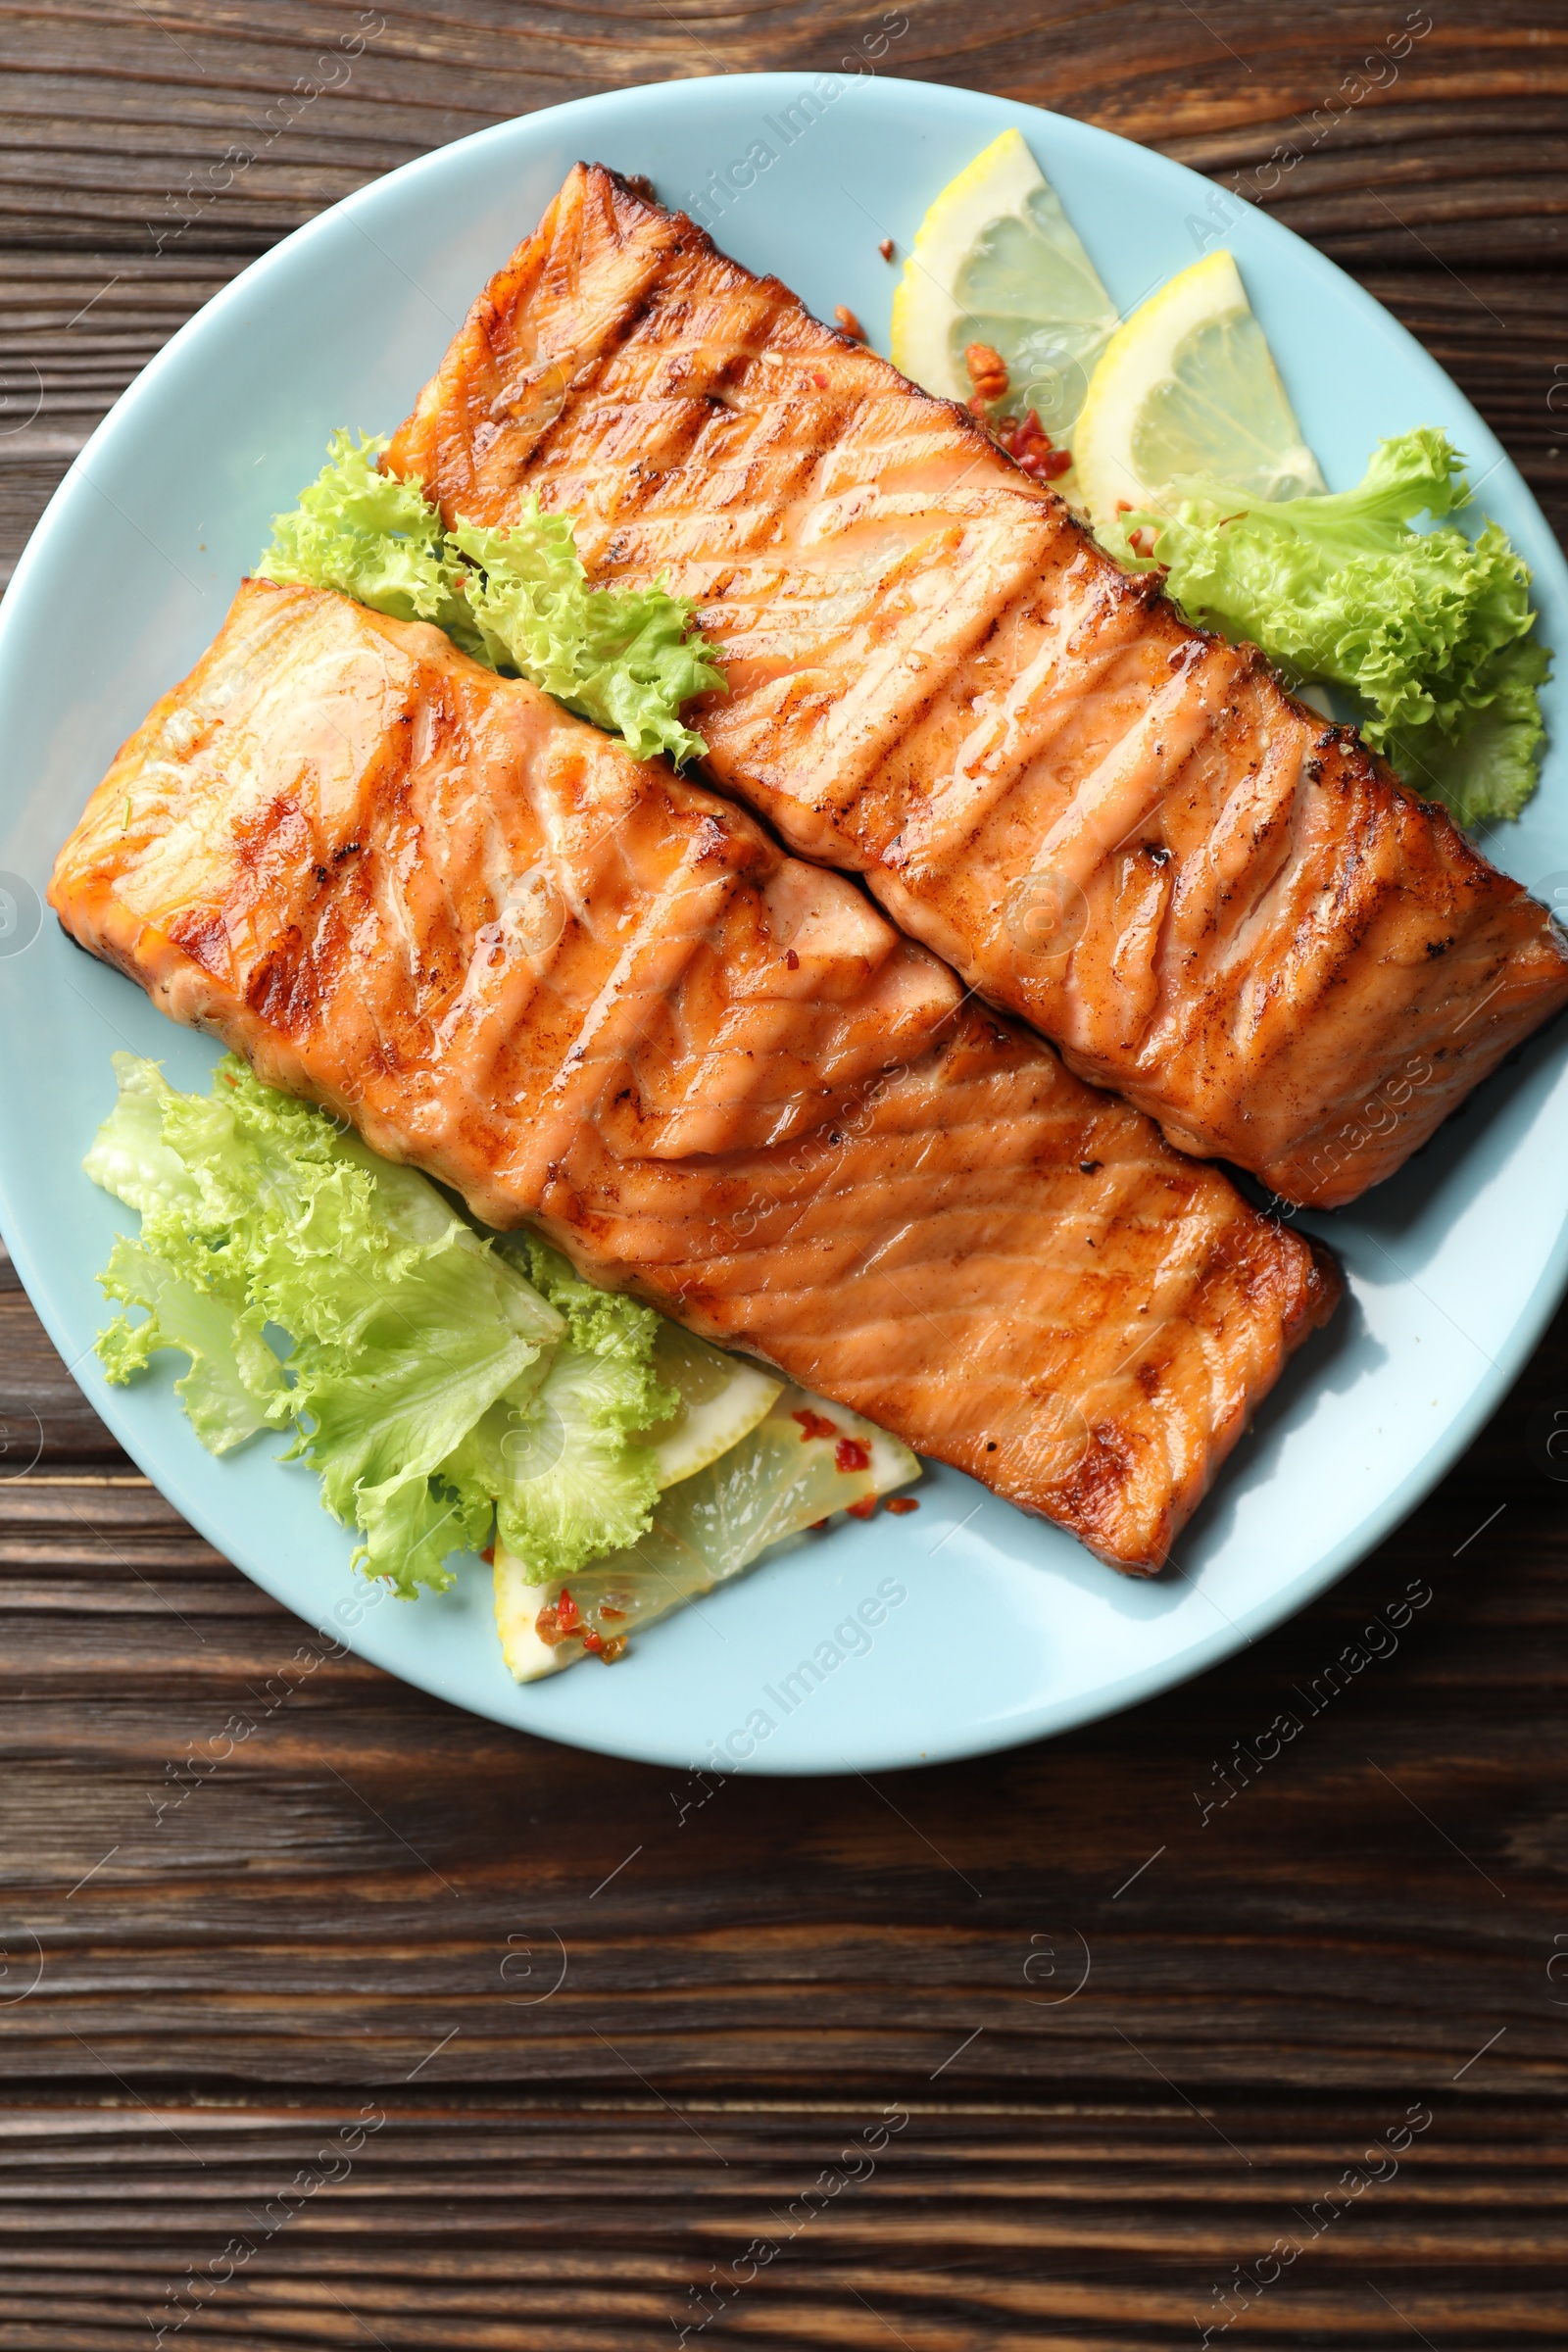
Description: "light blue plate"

(1, 74), (1564, 1775)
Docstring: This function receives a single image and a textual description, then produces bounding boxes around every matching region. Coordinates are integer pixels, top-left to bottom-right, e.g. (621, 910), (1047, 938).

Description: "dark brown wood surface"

(3, 5), (1567, 2344)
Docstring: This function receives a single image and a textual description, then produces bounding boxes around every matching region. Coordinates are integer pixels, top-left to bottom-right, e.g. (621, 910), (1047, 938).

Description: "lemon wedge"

(891, 126), (1118, 452)
(638, 1321), (782, 1490)
(494, 1384), (919, 1681)
(1073, 248), (1323, 533)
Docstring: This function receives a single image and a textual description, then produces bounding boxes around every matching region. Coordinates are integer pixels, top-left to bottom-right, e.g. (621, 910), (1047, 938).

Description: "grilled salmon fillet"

(385, 161), (1568, 1209)
(49, 579), (1339, 1571)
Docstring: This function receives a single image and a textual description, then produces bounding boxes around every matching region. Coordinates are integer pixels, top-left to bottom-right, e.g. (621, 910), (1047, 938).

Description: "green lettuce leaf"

(85, 1052), (578, 1597)
(449, 508), (725, 764)
(95, 1232), (285, 1453)
(1105, 426), (1551, 827)
(255, 428), (483, 655)
(1384, 635), (1551, 831)
(83, 1053), (203, 1226)
(352, 1466), (495, 1601)
(276, 1241), (545, 1562)
(255, 431), (724, 764)
(450, 1236), (678, 1580)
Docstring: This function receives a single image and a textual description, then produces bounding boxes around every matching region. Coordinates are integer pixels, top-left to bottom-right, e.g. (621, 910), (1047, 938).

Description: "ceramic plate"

(2, 74), (1564, 1774)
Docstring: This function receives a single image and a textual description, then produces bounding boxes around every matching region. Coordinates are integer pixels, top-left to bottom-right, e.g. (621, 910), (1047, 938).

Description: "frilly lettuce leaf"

(276, 1241), (545, 1539)
(514, 1233), (670, 1394)
(256, 432), (724, 765)
(1384, 636), (1551, 831)
(85, 1052), (695, 1599)
(449, 1236), (678, 1580)
(351, 1466), (495, 1602)
(1105, 426), (1550, 828)
(95, 1231), (286, 1453)
(255, 428), (483, 654)
(449, 506), (725, 765)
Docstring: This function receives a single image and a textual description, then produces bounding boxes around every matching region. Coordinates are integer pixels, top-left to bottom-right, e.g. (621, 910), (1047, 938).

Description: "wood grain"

(2, 4), (1567, 2344)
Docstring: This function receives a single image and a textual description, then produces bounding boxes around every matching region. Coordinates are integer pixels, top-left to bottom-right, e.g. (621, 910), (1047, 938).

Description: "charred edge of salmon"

(1251, 720), (1568, 1210)
(1114, 1227), (1340, 1575)
(1298, 1235), (1346, 1336)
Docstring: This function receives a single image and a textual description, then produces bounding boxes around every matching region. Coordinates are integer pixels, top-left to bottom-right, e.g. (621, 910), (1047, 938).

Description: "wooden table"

(3, 6), (1566, 2343)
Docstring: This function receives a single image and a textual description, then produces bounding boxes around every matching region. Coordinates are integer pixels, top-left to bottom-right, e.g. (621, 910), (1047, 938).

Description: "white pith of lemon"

(494, 1384), (919, 1682)
(890, 127), (1118, 455)
(1073, 248), (1324, 531)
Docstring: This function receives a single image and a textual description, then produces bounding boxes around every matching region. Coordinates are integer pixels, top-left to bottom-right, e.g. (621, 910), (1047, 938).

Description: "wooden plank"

(0, 2100), (1561, 2348)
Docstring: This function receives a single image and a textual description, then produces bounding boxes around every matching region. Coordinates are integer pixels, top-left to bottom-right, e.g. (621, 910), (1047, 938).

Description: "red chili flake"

(599, 1605), (627, 1621)
(835, 1436), (871, 1474)
(878, 236), (894, 262)
(885, 1495), (919, 1516)
(810, 367), (829, 389)
(834, 305), (865, 341)
(479, 1544), (495, 1566)
(581, 1628), (604, 1655)
(555, 1587), (581, 1634)
(809, 1517), (829, 1531)
(601, 1635), (628, 1662)
(785, 948), (800, 970)
(1115, 499), (1135, 514)
(793, 1407), (841, 1444)
(964, 341), (1007, 404)
(998, 408), (1073, 485)
(846, 1496), (877, 1520)
(534, 1600), (565, 1647)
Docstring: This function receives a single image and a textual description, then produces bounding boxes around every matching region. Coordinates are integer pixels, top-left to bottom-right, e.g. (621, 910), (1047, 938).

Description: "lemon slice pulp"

(891, 127), (1118, 455)
(494, 1385), (919, 1682)
(1074, 248), (1323, 532)
(637, 1321), (782, 1490)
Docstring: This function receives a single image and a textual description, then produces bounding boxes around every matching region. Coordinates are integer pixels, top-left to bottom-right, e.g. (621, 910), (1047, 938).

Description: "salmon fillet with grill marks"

(48, 579), (1340, 1572)
(385, 162), (1568, 1209)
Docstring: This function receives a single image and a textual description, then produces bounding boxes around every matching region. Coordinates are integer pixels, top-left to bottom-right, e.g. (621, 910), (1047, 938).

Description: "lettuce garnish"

(1105, 426), (1550, 830)
(256, 430), (724, 765)
(87, 1054), (676, 1596)
(449, 1238), (672, 1579)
